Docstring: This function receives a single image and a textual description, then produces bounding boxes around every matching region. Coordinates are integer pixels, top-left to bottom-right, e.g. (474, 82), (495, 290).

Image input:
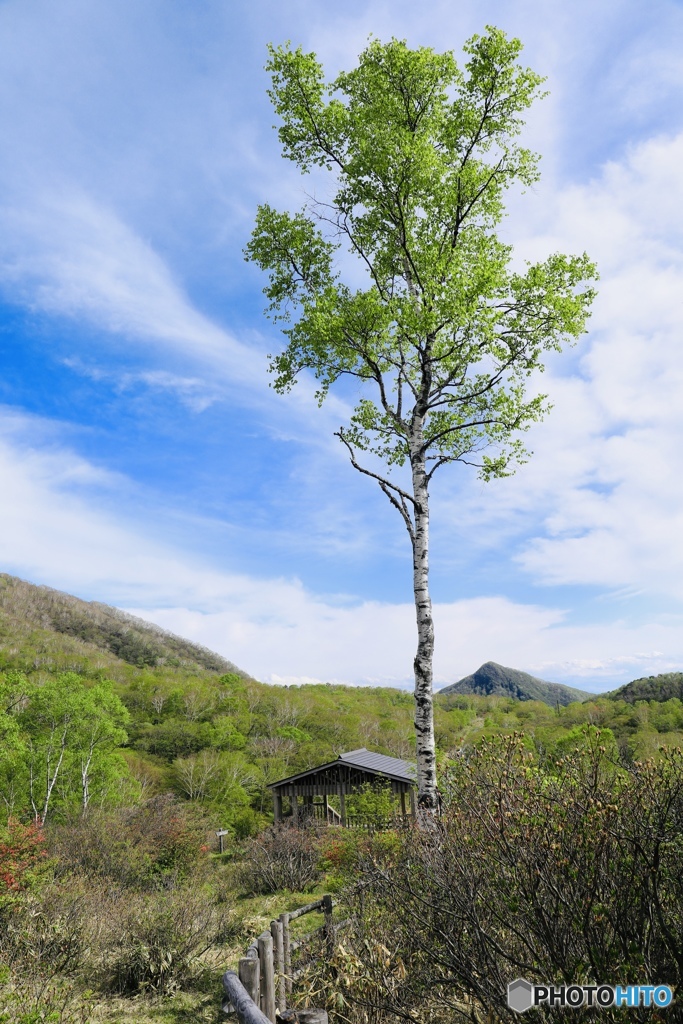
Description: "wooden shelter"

(269, 747), (417, 827)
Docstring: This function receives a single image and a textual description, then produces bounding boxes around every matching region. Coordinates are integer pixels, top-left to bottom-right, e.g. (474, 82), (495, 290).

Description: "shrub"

(0, 974), (92, 1024)
(49, 795), (213, 890)
(0, 818), (49, 911)
(228, 805), (263, 840)
(0, 876), (94, 1024)
(305, 737), (683, 1022)
(239, 824), (324, 894)
(345, 781), (396, 820)
(102, 887), (230, 995)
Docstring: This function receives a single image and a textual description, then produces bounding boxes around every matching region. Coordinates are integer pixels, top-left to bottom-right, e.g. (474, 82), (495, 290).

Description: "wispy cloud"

(63, 358), (223, 413)
(0, 192), (260, 378)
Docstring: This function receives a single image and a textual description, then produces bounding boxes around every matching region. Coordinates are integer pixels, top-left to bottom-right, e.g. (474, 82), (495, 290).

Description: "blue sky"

(2, 0), (683, 691)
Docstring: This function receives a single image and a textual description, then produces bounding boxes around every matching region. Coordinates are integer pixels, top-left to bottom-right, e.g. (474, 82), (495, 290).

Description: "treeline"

(3, 654), (683, 835)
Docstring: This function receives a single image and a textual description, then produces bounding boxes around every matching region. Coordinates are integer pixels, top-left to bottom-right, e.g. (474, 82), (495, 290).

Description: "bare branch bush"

(306, 736), (683, 1023)
(238, 823), (325, 895)
(99, 887), (231, 995)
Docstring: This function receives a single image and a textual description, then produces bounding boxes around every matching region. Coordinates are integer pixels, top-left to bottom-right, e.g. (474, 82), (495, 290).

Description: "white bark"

(80, 733), (97, 812)
(410, 440), (438, 809)
(40, 722), (69, 824)
(174, 749), (221, 800)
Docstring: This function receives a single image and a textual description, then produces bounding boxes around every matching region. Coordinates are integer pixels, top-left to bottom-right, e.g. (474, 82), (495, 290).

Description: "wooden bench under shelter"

(269, 747), (417, 827)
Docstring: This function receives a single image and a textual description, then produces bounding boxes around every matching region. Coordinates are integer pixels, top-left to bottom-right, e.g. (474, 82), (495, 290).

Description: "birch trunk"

(410, 443), (437, 809)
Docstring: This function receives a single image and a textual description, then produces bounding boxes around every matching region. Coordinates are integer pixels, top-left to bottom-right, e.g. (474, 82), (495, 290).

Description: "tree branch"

(336, 430), (416, 543)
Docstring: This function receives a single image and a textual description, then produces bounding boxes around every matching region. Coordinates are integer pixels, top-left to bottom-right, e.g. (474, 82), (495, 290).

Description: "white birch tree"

(20, 674), (129, 820)
(246, 29), (597, 807)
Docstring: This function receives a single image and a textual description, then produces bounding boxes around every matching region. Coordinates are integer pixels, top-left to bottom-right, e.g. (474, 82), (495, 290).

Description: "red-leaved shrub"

(0, 818), (48, 906)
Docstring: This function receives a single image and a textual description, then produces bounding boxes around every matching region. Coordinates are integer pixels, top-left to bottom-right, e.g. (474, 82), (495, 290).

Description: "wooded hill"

(0, 572), (245, 676)
(606, 672), (683, 704)
(2, 572), (683, 835)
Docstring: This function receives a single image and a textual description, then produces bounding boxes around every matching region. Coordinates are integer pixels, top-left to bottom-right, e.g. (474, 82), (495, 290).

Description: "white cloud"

(428, 130), (683, 602)
(123, 593), (683, 693)
(0, 191), (261, 379)
(63, 359), (223, 413)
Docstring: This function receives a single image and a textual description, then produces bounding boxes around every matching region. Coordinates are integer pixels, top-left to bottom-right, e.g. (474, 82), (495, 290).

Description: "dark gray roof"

(340, 748), (416, 779)
(269, 747), (416, 789)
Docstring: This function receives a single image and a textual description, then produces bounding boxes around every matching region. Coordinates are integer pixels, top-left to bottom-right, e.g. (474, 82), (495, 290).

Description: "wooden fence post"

(224, 970), (273, 1024)
(258, 930), (276, 1023)
(271, 918), (286, 1013)
(238, 955), (260, 1007)
(322, 894), (334, 956)
(280, 911), (292, 994)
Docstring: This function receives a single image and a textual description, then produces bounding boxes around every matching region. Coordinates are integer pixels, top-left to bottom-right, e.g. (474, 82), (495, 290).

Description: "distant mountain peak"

(438, 661), (592, 706)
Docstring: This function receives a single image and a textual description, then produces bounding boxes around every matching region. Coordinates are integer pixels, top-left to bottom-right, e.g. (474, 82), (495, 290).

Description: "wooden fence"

(222, 894), (335, 1024)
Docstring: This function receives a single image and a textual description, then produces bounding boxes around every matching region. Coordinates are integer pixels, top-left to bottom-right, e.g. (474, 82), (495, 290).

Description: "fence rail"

(223, 895), (334, 1024)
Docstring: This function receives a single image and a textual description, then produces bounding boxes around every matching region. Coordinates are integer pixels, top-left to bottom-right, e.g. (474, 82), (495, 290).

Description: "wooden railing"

(344, 812), (413, 831)
(222, 895), (335, 1024)
(309, 803), (342, 824)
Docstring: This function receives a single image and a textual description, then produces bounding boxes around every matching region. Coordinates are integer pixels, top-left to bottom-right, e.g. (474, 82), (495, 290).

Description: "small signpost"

(216, 828), (230, 854)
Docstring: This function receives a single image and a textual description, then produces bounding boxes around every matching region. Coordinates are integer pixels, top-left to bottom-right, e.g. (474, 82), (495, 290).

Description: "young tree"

(246, 29), (597, 806)
(19, 674), (129, 821)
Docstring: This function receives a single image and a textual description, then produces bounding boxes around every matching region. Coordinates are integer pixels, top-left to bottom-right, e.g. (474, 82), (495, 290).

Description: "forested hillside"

(2, 573), (683, 838)
(2, 574), (683, 1022)
(0, 572), (245, 674)
(607, 671), (683, 704)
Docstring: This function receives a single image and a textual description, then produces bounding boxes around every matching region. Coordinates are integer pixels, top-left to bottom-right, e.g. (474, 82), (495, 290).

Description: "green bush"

(345, 781), (397, 819)
(228, 805), (263, 840)
(0, 974), (92, 1024)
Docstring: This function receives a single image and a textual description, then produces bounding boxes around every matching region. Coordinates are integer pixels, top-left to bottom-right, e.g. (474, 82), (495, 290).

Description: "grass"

(91, 990), (223, 1024)
(84, 881), (332, 1023)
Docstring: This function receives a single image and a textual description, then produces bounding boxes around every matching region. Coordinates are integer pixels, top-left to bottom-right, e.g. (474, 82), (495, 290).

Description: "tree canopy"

(248, 29), (595, 481)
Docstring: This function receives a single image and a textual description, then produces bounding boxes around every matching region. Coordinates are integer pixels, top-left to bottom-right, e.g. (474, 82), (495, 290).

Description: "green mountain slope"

(605, 672), (683, 704)
(0, 572), (247, 675)
(438, 660), (593, 706)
